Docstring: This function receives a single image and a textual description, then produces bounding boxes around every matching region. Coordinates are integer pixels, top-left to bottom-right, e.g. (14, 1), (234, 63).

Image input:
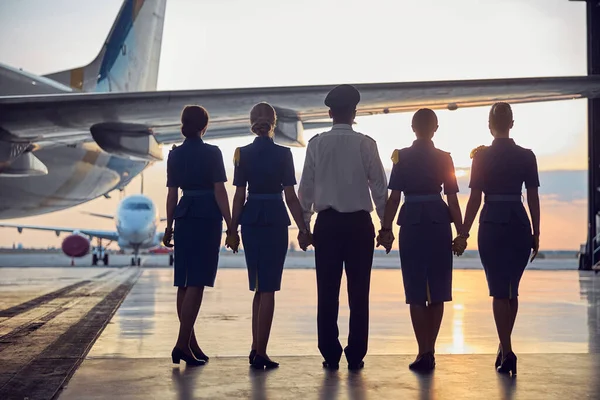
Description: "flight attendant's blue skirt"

(399, 222), (453, 305)
(173, 217), (222, 287)
(241, 225), (288, 292)
(478, 219), (531, 299)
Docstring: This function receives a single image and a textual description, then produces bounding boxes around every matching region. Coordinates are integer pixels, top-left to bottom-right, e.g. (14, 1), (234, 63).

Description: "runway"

(0, 254), (598, 399)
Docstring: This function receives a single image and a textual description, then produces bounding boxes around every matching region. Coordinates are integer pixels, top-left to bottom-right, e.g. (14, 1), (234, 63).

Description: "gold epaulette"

(470, 145), (487, 159)
(233, 147), (241, 166)
(391, 149), (400, 165)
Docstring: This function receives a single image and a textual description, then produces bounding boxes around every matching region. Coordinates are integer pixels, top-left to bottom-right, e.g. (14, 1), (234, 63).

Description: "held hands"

(163, 227), (174, 248)
(452, 235), (468, 256)
(530, 234), (540, 262)
(376, 229), (394, 254)
(225, 230), (240, 253)
(298, 230), (313, 251)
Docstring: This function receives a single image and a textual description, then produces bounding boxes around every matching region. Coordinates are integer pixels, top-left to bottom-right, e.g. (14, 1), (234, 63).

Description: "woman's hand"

(163, 227), (174, 248)
(376, 229), (394, 254)
(452, 235), (468, 256)
(225, 230), (240, 253)
(298, 230), (313, 251)
(530, 234), (540, 262)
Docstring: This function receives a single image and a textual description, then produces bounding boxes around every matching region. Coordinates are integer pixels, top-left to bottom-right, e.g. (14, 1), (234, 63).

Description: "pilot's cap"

(324, 84), (361, 110)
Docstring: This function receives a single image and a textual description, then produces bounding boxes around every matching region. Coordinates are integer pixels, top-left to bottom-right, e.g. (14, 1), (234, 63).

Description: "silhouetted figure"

(378, 108), (464, 372)
(460, 102), (541, 376)
(231, 102), (310, 369)
(299, 84), (388, 371)
(163, 105), (235, 366)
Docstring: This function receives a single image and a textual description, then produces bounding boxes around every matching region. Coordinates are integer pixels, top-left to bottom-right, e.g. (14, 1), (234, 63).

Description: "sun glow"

(455, 169), (468, 178)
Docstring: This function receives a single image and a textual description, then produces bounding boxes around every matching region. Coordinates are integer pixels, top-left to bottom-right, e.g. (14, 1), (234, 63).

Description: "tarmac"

(0, 254), (598, 399)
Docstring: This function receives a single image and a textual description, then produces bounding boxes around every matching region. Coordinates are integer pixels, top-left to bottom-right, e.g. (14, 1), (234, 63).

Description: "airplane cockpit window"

(124, 203), (151, 210)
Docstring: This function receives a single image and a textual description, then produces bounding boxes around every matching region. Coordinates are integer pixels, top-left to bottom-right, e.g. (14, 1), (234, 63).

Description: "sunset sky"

(0, 0), (589, 250)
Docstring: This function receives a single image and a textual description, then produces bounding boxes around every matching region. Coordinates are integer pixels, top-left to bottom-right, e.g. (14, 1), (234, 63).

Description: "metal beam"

(585, 0), (600, 269)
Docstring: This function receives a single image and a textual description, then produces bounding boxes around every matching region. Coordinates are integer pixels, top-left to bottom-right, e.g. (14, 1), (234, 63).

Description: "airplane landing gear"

(169, 254), (174, 266)
(131, 256), (141, 266)
(92, 254), (98, 266)
(103, 253), (109, 266)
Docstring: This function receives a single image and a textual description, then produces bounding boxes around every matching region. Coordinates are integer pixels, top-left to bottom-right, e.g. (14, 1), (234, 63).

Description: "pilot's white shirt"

(298, 124), (388, 227)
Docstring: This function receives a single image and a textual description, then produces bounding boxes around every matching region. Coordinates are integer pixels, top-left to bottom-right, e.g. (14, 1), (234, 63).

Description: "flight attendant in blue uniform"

(378, 108), (464, 372)
(460, 102), (541, 376)
(231, 102), (310, 369)
(163, 105), (236, 366)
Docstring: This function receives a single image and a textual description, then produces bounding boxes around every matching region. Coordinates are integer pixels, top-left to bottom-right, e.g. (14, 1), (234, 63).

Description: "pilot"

(163, 105), (236, 366)
(378, 108), (463, 372)
(298, 84), (388, 371)
(230, 102), (309, 369)
(459, 102), (540, 376)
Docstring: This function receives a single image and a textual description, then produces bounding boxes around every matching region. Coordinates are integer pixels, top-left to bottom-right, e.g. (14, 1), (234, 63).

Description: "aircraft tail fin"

(44, 0), (166, 93)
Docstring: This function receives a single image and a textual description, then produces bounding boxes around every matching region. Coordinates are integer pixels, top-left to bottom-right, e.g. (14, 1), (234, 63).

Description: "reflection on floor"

(23, 268), (600, 399)
(87, 270), (599, 358)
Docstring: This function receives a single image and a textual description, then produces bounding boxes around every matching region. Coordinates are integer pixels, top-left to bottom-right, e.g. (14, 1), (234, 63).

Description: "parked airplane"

(0, 194), (170, 266)
(1, 0), (600, 220)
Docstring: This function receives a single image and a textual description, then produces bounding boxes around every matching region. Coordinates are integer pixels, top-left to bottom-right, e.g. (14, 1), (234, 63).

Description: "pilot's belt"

(247, 193), (283, 200)
(182, 189), (214, 197)
(403, 194), (442, 203)
(485, 194), (522, 202)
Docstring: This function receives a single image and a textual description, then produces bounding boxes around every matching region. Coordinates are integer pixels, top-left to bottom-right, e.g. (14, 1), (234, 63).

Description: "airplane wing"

(0, 223), (119, 241)
(2, 75), (600, 156)
(81, 211), (114, 220)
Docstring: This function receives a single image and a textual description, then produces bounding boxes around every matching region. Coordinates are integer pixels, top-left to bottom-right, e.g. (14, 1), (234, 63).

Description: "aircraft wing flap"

(0, 223), (118, 241)
(2, 75), (600, 146)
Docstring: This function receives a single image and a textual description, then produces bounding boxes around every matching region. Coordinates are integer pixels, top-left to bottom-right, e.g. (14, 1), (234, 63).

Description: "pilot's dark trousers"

(313, 209), (375, 365)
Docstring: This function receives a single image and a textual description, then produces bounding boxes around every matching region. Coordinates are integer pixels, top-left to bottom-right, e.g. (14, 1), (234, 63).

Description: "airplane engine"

(61, 234), (90, 258)
(272, 107), (306, 147)
(90, 122), (163, 162)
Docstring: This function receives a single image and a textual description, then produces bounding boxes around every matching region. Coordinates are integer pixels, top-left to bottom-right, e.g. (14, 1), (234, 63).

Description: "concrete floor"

(84, 269), (600, 358)
(59, 268), (600, 399)
(59, 354), (600, 400)
(1, 258), (600, 399)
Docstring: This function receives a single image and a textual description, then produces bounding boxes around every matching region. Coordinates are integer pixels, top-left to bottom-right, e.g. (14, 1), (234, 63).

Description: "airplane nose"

(121, 218), (153, 242)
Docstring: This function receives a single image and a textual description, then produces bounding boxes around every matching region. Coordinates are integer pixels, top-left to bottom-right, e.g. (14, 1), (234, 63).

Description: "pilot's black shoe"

(409, 352), (435, 372)
(322, 360), (340, 370)
(251, 354), (279, 370)
(348, 361), (365, 371)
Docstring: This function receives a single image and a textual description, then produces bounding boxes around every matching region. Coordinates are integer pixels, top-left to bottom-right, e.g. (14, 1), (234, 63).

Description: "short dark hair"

(329, 106), (355, 122)
(181, 105), (209, 138)
(489, 102), (513, 132)
(412, 108), (438, 138)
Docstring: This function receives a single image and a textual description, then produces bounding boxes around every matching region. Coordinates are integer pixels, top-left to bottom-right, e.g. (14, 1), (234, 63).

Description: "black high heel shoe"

(249, 350), (256, 365)
(192, 348), (209, 362)
(251, 354), (279, 369)
(497, 352), (517, 376)
(495, 345), (502, 368)
(409, 352), (435, 372)
(171, 347), (206, 366)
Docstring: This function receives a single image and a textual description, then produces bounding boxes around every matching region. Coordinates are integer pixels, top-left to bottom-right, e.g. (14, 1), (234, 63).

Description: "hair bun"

(251, 120), (273, 136)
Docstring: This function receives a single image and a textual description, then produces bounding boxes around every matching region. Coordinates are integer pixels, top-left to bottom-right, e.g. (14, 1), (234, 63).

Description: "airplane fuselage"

(114, 194), (160, 251)
(0, 142), (149, 219)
